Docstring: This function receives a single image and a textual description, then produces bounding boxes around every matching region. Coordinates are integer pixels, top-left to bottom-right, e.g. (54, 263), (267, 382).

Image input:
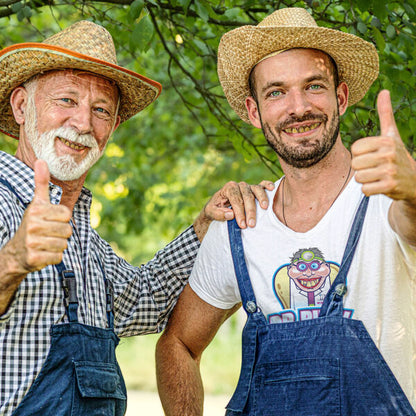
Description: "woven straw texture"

(0, 20), (161, 139)
(217, 7), (379, 123)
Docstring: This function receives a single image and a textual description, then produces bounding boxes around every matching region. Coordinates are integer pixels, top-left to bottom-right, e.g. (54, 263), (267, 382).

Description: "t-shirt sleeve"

(378, 195), (416, 271)
(189, 220), (241, 310)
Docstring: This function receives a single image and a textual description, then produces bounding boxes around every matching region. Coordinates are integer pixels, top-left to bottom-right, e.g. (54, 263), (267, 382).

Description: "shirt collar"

(0, 151), (92, 207)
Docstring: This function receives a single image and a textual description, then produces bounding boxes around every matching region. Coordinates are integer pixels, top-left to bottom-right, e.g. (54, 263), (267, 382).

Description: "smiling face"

(287, 258), (331, 293)
(14, 69), (121, 181)
(245, 49), (348, 168)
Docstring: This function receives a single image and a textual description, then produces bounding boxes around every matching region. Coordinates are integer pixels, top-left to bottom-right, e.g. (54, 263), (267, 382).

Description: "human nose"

(68, 104), (93, 134)
(286, 90), (312, 118)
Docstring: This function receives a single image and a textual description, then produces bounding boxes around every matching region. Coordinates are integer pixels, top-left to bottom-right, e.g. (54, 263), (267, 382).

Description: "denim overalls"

(226, 196), (415, 416)
(0, 178), (127, 416)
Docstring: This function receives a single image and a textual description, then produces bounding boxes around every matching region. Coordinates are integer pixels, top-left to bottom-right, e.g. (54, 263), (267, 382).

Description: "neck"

(274, 143), (353, 232)
(51, 174), (86, 213)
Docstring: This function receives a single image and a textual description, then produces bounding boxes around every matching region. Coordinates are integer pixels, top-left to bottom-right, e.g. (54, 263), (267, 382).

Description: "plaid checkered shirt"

(0, 151), (200, 415)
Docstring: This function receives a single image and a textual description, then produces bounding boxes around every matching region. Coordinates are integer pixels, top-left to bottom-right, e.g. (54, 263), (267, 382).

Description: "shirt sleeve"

(103, 225), (201, 337)
(189, 220), (241, 310)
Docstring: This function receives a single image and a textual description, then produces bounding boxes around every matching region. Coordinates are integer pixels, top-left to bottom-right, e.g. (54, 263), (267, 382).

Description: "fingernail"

(240, 220), (246, 228)
(249, 219), (255, 227)
(261, 201), (268, 208)
(224, 212), (233, 220)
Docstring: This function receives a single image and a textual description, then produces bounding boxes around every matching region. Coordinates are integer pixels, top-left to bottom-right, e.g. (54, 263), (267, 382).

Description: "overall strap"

(95, 257), (115, 329)
(55, 261), (79, 323)
(227, 219), (259, 316)
(0, 178), (27, 207)
(319, 196), (369, 317)
(226, 219), (263, 414)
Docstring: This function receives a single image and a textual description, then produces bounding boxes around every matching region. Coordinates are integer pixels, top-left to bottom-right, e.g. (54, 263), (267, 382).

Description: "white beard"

(24, 95), (104, 181)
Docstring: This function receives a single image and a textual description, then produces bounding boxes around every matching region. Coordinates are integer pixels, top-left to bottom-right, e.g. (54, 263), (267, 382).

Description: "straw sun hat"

(217, 7), (379, 123)
(0, 20), (162, 139)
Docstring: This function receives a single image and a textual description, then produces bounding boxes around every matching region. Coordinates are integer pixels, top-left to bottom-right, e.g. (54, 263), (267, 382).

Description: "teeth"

(58, 137), (87, 150)
(299, 278), (320, 288)
(285, 122), (320, 134)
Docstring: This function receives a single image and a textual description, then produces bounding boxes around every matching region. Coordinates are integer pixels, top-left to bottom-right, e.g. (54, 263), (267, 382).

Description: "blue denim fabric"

(0, 177), (127, 416)
(12, 323), (127, 416)
(226, 197), (415, 416)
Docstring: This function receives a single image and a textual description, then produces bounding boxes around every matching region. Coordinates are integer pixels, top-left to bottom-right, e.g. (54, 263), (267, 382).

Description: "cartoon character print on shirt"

(269, 248), (353, 323)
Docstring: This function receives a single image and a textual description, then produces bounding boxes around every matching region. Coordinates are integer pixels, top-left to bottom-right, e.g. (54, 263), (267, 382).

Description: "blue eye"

(310, 261), (319, 270)
(298, 263), (307, 271)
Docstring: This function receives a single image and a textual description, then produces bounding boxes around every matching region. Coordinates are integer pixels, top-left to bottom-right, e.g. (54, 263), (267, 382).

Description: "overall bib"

(225, 196), (415, 416)
(0, 178), (127, 416)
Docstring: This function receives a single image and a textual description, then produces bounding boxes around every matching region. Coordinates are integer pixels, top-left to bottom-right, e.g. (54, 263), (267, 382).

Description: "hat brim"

(218, 25), (379, 123)
(0, 43), (162, 139)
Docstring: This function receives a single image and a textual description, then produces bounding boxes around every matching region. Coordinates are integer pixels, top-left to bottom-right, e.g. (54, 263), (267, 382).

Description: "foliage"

(0, 0), (415, 261)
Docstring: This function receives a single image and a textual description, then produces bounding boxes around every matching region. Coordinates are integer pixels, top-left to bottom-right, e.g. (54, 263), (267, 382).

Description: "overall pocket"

(253, 358), (340, 416)
(72, 361), (127, 416)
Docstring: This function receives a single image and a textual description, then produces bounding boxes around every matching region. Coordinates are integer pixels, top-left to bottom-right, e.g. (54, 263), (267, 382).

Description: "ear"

(245, 96), (262, 129)
(10, 86), (28, 126)
(336, 82), (349, 116)
(112, 115), (121, 133)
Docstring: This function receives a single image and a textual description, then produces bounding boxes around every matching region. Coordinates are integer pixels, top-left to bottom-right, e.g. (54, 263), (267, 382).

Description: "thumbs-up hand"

(7, 160), (73, 275)
(351, 90), (416, 202)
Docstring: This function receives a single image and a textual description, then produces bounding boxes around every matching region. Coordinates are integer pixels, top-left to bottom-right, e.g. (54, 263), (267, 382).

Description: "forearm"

(156, 335), (204, 416)
(0, 243), (27, 315)
(112, 226), (201, 336)
(193, 209), (212, 242)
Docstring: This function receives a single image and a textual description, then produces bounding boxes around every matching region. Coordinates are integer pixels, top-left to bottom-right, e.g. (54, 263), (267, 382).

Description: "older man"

(156, 7), (416, 416)
(0, 21), (270, 416)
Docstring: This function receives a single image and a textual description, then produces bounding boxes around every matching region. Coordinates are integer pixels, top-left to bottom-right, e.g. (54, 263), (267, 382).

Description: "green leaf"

(372, 27), (385, 52)
(224, 7), (241, 19)
(192, 38), (210, 55)
(11, 3), (24, 12)
(409, 117), (416, 137)
(16, 10), (25, 21)
(357, 21), (367, 35)
(354, 0), (371, 12)
(130, 15), (154, 52)
(177, 0), (193, 12)
(193, 1), (210, 22)
(22, 6), (32, 18)
(372, 1), (387, 21)
(371, 17), (381, 29)
(403, 3), (416, 16)
(386, 24), (396, 39)
(128, 0), (144, 23)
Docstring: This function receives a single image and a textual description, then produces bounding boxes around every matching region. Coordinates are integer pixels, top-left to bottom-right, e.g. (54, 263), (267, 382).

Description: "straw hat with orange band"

(0, 20), (162, 139)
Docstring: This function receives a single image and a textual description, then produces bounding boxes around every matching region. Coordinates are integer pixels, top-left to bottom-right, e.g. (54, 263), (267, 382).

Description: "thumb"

(33, 159), (51, 204)
(377, 90), (399, 138)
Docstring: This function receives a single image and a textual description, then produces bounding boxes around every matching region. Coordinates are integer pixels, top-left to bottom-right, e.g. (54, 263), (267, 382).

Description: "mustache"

(277, 114), (328, 131)
(48, 126), (97, 148)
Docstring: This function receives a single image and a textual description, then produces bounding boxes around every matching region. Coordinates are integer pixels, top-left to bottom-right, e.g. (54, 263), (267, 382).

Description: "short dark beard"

(261, 109), (340, 169)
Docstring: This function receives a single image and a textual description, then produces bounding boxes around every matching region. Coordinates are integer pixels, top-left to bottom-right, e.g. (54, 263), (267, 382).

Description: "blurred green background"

(116, 317), (243, 395)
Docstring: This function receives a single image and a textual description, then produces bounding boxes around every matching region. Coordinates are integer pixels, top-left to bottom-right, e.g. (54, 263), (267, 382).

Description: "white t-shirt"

(190, 177), (416, 408)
